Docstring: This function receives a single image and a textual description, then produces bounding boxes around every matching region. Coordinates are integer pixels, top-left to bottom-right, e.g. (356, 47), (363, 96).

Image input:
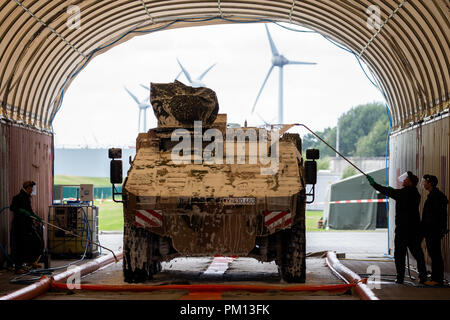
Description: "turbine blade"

(124, 87), (141, 105)
(287, 60), (317, 65)
(251, 65), (274, 114)
(265, 24), (279, 56)
(140, 84), (150, 91)
(175, 71), (182, 80)
(256, 112), (270, 126)
(176, 58), (193, 84)
(197, 63), (216, 81)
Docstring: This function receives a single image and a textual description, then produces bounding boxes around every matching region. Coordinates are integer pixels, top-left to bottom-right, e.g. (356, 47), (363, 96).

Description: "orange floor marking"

(178, 291), (223, 300)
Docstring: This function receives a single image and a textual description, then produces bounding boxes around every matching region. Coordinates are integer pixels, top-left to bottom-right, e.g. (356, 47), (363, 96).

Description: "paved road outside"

(306, 230), (388, 257)
(98, 230), (389, 258)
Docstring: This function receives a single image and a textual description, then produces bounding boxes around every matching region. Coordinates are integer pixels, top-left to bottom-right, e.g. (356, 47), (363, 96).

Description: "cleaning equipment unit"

(48, 184), (101, 258)
(48, 204), (99, 258)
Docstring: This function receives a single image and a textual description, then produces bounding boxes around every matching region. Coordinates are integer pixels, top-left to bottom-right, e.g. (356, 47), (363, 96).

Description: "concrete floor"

(38, 257), (357, 300)
(2, 230), (449, 300)
(341, 259), (450, 300)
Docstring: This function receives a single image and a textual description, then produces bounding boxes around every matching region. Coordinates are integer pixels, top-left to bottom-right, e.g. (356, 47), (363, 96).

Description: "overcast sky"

(52, 22), (385, 148)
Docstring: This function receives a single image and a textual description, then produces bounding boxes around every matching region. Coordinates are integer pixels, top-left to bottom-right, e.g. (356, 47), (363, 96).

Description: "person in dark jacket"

(367, 171), (427, 284)
(421, 174), (448, 286)
(9, 181), (43, 274)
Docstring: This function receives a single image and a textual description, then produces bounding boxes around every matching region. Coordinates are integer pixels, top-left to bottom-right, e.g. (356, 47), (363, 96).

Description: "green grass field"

(55, 175), (326, 232)
(94, 200), (124, 231)
(55, 175), (123, 231)
(95, 205), (324, 232)
(94, 202), (325, 232)
(306, 210), (325, 231)
(55, 175), (116, 186)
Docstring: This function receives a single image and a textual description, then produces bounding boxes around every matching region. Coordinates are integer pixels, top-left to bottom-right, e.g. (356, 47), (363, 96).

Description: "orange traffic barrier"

(326, 251), (379, 300)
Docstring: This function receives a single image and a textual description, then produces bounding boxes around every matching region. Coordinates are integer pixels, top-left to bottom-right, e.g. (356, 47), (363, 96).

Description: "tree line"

(302, 102), (390, 158)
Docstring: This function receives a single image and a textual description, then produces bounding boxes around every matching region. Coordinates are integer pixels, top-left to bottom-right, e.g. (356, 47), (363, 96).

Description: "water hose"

(49, 281), (355, 294)
(11, 209), (94, 284)
(29, 215), (118, 263)
(325, 251), (379, 300)
(0, 250), (123, 300)
(406, 250), (416, 281)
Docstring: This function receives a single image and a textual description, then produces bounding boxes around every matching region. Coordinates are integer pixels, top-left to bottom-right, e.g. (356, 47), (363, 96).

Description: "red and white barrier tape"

(316, 199), (387, 205)
(64, 198), (388, 205)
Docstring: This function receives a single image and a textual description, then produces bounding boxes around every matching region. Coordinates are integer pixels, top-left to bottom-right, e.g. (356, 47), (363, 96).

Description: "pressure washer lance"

(29, 215), (119, 263)
(279, 123), (368, 176)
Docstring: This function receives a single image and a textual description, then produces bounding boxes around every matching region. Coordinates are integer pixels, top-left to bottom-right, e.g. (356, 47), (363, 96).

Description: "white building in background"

(54, 147), (136, 177)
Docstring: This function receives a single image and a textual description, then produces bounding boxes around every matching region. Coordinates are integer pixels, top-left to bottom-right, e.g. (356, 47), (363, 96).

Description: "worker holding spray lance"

(10, 181), (44, 274)
(10, 181), (118, 277)
(288, 123), (428, 285)
(366, 172), (427, 284)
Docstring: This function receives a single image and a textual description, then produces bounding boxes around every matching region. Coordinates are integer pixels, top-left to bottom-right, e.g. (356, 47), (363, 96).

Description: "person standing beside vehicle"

(9, 181), (43, 274)
(421, 174), (448, 286)
(366, 171), (427, 284)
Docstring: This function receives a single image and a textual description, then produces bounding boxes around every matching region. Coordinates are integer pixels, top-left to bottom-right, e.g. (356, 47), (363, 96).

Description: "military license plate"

(221, 197), (256, 205)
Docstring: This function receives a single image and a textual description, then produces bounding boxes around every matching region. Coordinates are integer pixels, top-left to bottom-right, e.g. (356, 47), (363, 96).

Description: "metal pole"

(336, 119), (340, 158)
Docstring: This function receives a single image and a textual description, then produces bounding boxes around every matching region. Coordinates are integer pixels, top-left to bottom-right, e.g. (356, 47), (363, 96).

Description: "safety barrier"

(317, 199), (387, 205)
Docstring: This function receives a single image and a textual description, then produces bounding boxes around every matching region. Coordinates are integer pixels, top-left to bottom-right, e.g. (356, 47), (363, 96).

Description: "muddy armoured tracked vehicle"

(110, 81), (317, 283)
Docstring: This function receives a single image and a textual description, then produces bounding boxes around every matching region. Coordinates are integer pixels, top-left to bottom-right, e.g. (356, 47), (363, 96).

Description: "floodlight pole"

(336, 119), (340, 158)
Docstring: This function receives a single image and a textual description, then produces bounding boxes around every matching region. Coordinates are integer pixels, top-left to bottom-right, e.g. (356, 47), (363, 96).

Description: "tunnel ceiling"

(0, 0), (448, 131)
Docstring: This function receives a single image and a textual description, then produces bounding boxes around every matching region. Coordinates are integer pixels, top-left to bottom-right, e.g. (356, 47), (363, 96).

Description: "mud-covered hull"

(122, 192), (306, 283)
(123, 193), (304, 257)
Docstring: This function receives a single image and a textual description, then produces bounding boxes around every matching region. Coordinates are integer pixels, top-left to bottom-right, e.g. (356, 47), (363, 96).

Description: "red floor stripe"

(178, 291), (223, 300)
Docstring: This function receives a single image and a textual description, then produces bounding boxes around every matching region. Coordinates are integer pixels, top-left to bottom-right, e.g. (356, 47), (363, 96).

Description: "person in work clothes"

(421, 174), (448, 286)
(367, 171), (427, 284)
(9, 181), (43, 274)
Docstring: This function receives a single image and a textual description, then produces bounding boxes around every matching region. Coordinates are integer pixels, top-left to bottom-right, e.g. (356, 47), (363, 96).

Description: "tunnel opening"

(0, 1), (448, 281)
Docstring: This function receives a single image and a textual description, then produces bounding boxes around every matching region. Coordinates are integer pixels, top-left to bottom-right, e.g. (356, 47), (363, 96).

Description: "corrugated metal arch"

(0, 0), (448, 131)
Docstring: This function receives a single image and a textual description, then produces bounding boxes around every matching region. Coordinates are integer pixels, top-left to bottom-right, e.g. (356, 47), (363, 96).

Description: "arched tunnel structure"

(0, 1), (449, 274)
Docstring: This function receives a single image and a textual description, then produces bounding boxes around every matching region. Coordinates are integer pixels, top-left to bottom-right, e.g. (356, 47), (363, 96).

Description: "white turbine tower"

(124, 86), (151, 133)
(252, 24), (317, 124)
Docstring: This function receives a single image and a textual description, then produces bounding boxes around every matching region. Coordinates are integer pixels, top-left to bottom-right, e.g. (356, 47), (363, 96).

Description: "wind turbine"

(124, 86), (151, 132)
(251, 24), (317, 124)
(175, 58), (216, 88)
